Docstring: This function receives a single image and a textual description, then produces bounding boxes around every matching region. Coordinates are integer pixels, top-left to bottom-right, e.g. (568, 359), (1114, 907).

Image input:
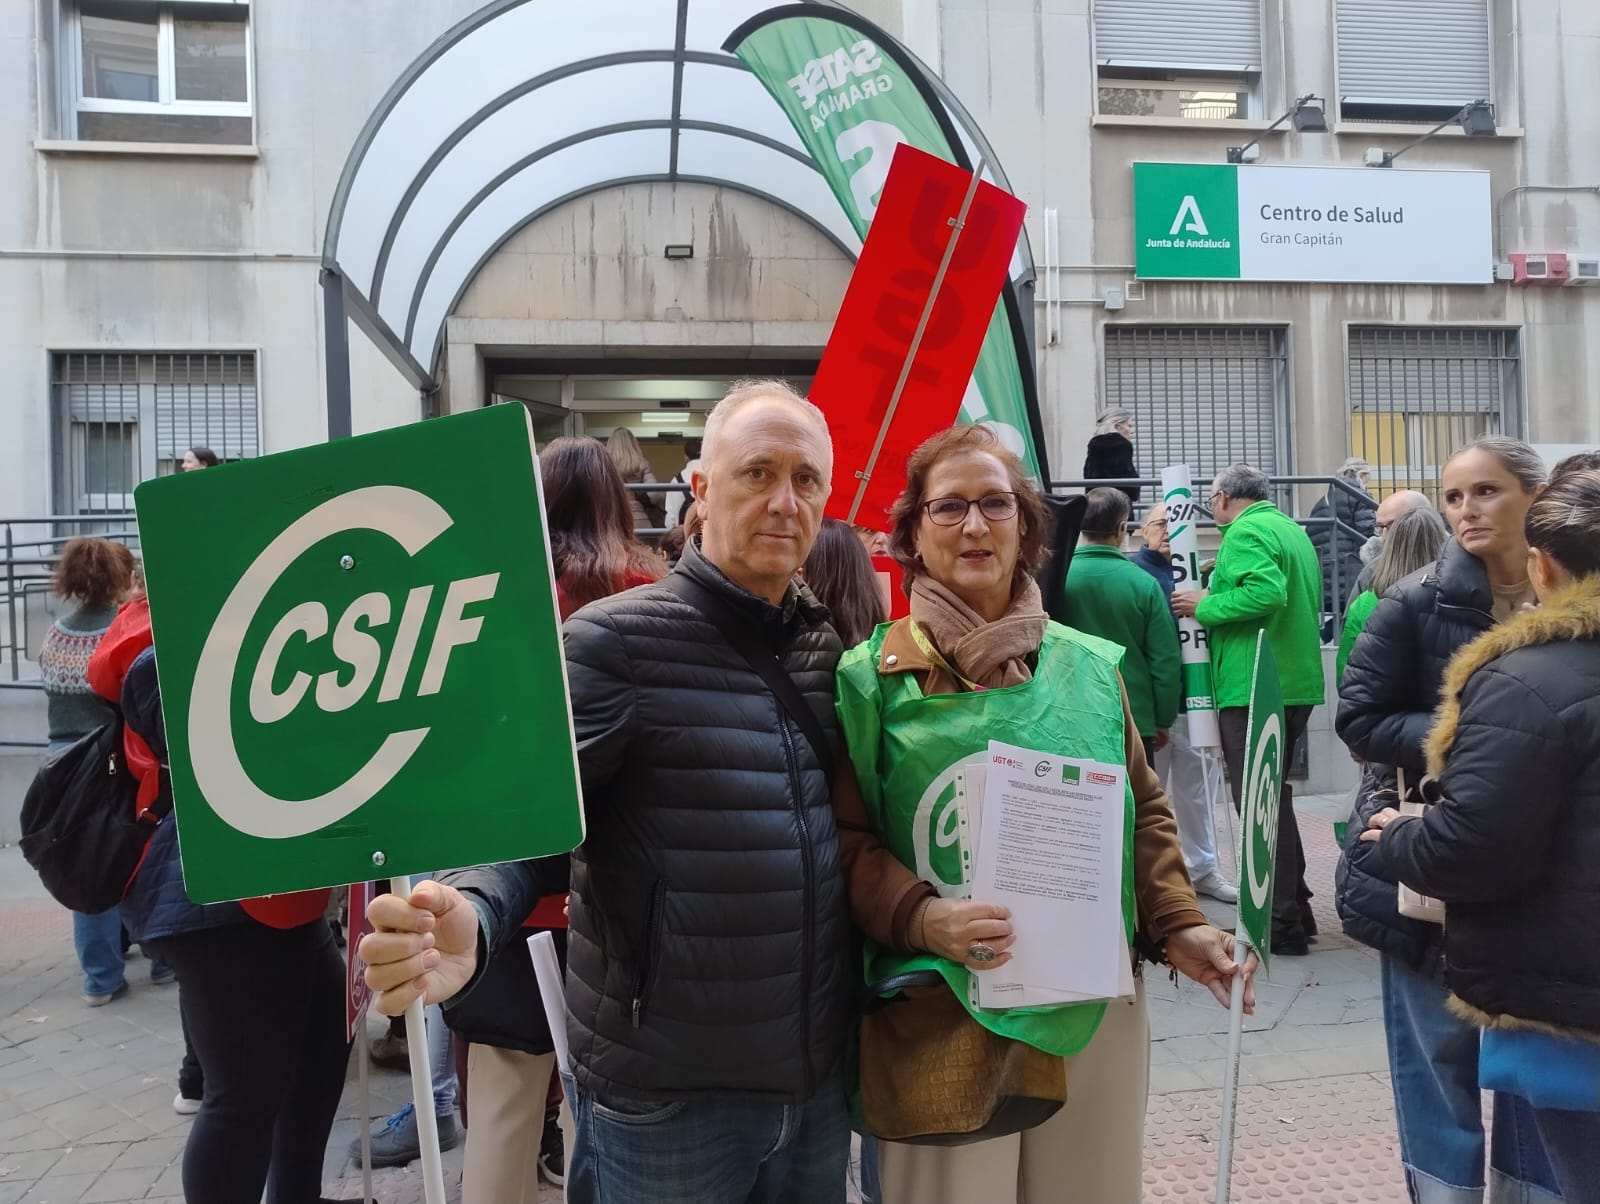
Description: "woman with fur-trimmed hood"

(1363, 468), (1600, 1202)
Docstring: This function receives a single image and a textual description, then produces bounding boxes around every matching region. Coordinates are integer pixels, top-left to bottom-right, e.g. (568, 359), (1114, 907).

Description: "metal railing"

(1045, 473), (1373, 629)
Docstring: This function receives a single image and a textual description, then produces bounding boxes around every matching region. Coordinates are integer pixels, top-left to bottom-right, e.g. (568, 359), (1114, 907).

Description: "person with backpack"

(88, 613), (351, 1203)
(37, 536), (150, 1005)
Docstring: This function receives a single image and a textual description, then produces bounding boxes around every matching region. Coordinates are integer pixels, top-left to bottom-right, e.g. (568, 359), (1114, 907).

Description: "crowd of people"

(33, 403), (1600, 1204)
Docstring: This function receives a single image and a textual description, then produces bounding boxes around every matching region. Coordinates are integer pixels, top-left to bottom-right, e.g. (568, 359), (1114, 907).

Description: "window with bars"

(52, 352), (259, 515)
(1101, 326), (1290, 494)
(66, 1), (253, 145)
(1347, 327), (1521, 506)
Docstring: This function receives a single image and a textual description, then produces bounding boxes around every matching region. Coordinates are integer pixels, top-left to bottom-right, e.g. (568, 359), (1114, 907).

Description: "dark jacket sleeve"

(120, 647), (166, 761)
(439, 859), (547, 1002)
(1336, 591), (1434, 776)
(1375, 666), (1570, 903)
(561, 607), (637, 797)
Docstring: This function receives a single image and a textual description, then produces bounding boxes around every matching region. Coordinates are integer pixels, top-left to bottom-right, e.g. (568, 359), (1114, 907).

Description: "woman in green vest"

(832, 425), (1256, 1204)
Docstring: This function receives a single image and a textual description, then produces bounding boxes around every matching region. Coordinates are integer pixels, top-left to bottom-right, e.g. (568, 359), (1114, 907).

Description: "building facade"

(2, 1), (1598, 794)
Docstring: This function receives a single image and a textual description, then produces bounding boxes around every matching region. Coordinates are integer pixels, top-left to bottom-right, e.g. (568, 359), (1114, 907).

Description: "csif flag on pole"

(725, 6), (1049, 488)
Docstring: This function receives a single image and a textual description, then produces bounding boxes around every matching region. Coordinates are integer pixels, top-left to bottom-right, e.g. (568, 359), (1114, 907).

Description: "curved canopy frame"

(321, 0), (1035, 434)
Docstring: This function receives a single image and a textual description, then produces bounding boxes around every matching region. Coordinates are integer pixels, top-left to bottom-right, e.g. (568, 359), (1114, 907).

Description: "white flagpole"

(389, 874), (446, 1204)
(356, 1034), (374, 1204)
(1214, 928), (1251, 1204)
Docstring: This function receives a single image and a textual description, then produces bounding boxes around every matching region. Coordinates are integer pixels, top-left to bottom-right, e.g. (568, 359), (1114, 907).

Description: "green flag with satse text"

(727, 12), (1044, 482)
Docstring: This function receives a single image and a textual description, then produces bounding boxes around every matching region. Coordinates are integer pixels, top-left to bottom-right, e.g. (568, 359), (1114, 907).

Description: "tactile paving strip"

(1143, 1052), (1409, 1199)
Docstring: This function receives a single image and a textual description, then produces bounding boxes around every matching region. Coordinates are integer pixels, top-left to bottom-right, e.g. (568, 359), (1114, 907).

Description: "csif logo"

(188, 486), (498, 841)
(1169, 195), (1209, 237)
(1164, 485), (1197, 541)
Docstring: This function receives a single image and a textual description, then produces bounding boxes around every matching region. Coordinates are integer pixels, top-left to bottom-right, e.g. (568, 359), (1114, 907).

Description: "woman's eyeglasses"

(923, 492), (1020, 526)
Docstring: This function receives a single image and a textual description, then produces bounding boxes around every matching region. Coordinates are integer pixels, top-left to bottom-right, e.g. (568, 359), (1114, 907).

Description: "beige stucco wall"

(4, 0), (1598, 510)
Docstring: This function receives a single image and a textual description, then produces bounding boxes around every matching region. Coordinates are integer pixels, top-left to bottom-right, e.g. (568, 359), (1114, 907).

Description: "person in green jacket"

(1063, 489), (1181, 767)
(1172, 463), (1325, 954)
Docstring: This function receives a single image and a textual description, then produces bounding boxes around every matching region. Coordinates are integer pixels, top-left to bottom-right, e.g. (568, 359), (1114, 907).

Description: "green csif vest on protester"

(835, 621), (1136, 1057)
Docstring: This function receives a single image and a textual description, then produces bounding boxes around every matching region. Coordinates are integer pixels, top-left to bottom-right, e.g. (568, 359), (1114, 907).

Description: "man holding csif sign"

(360, 382), (859, 1203)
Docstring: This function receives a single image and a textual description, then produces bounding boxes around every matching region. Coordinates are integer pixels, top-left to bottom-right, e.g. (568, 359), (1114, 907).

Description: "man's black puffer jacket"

(446, 539), (851, 1102)
(1333, 539), (1493, 967)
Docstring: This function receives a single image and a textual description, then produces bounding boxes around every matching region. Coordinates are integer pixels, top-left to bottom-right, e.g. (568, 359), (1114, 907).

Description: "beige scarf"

(907, 575), (1048, 689)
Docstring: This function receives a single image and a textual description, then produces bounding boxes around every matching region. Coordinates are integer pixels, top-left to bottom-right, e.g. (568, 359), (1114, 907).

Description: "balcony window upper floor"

(57, 0), (253, 146)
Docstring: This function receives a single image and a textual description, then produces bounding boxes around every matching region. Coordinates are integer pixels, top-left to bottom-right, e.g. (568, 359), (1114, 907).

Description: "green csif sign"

(135, 404), (584, 903)
(1237, 632), (1286, 971)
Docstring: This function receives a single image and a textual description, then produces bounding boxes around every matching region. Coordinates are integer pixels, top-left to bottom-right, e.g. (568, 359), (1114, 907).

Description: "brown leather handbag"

(858, 971), (1067, 1146)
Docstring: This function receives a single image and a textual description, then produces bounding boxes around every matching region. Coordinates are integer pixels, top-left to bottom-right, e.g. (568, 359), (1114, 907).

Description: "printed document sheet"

(969, 740), (1129, 1009)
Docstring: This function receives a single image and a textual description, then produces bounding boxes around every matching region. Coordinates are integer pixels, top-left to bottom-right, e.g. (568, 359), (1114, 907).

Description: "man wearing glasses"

(1172, 464), (1325, 955)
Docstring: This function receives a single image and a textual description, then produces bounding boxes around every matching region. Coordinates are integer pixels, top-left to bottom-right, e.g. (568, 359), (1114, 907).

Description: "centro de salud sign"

(1133, 162), (1492, 284)
(135, 404), (585, 903)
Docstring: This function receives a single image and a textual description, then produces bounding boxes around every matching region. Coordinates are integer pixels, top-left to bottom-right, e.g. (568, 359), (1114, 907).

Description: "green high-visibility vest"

(835, 621), (1137, 1057)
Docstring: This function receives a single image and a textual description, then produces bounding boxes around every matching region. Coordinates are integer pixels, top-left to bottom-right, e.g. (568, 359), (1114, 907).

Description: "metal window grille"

(51, 351), (260, 516)
(1101, 326), (1289, 490)
(1347, 327), (1521, 507)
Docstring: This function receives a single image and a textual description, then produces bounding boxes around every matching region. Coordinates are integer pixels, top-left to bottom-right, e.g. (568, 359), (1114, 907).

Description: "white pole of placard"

(1161, 465), (1222, 748)
(390, 875), (446, 1204)
(356, 1038), (374, 1204)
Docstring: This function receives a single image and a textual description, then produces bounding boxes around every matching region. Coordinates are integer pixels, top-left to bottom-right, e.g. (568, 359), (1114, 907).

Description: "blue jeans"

(1532, 1108), (1600, 1204)
(73, 905), (126, 996)
(424, 1002), (457, 1116)
(565, 1067), (849, 1204)
(1381, 956), (1559, 1202)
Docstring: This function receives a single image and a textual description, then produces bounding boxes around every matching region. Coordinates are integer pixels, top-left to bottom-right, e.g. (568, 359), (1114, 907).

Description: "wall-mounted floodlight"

(1226, 95), (1327, 164)
(663, 244), (695, 259)
(1367, 100), (1497, 167)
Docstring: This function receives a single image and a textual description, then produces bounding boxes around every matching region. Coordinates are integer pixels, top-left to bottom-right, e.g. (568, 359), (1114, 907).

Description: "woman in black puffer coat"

(1362, 469), (1600, 1203)
(1335, 436), (1550, 1203)
(1082, 408), (1140, 504)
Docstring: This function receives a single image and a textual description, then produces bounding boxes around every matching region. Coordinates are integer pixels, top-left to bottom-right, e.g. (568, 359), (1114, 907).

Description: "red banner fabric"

(812, 142), (1026, 527)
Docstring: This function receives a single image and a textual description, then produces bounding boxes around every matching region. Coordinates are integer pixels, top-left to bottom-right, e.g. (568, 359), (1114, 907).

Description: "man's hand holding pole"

(359, 879), (481, 1014)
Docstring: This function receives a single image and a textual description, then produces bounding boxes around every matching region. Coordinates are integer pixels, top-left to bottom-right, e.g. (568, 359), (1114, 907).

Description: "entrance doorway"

(489, 366), (817, 481)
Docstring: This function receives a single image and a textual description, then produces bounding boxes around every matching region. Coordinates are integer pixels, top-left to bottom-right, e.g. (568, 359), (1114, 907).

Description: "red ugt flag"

(811, 143), (1026, 527)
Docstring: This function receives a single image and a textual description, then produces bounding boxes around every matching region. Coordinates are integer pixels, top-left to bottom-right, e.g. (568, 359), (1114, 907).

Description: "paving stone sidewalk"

(1, 792), (1422, 1202)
